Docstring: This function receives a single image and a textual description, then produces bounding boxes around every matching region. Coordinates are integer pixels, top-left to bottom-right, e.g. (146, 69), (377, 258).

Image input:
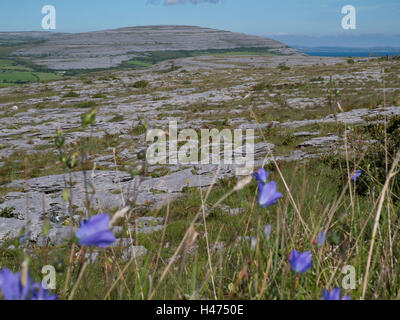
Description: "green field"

(0, 47), (63, 86)
(124, 60), (153, 67)
(0, 60), (62, 85)
(33, 71), (62, 81)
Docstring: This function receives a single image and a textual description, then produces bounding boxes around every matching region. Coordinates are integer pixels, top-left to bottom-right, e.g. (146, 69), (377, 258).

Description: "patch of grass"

(92, 93), (107, 99)
(278, 63), (291, 71)
(0, 149), (60, 184)
(131, 80), (149, 89)
(310, 76), (324, 82)
(279, 132), (297, 146)
(0, 59), (14, 67)
(63, 91), (80, 98)
(110, 115), (124, 122)
(0, 70), (37, 84)
(74, 133), (121, 156)
(252, 81), (272, 91)
(33, 72), (62, 82)
(149, 167), (170, 178)
(33, 143), (53, 151)
(124, 60), (153, 68)
(130, 122), (147, 136)
(0, 206), (17, 218)
(75, 101), (97, 109)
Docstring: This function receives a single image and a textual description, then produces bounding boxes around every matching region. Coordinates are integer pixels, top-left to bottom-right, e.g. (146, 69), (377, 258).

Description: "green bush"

(278, 63), (291, 71)
(0, 206), (17, 218)
(252, 81), (271, 91)
(131, 80), (149, 88)
(92, 93), (107, 99)
(63, 91), (80, 98)
(280, 133), (296, 146)
(76, 101), (97, 109)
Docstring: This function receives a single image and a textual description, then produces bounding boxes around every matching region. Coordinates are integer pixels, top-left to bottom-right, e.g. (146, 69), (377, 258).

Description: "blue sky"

(0, 0), (399, 36)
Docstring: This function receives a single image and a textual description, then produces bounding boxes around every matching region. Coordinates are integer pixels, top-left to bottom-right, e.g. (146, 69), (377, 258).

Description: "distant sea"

(293, 46), (400, 57)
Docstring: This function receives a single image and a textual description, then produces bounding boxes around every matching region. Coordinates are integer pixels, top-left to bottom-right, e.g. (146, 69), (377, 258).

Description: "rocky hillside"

(10, 25), (302, 70)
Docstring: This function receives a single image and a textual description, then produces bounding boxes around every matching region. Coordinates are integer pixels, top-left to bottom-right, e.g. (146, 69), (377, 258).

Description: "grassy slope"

(0, 56), (399, 300)
(1, 154), (399, 299)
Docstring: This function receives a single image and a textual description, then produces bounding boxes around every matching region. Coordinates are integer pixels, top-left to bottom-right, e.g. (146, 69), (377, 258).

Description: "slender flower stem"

(68, 262), (88, 300)
(362, 150), (400, 299)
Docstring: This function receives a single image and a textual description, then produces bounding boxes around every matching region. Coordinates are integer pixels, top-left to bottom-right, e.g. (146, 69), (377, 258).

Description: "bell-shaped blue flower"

(351, 170), (362, 181)
(253, 168), (283, 208)
(317, 231), (326, 247)
(322, 288), (351, 300)
(289, 250), (312, 274)
(258, 181), (283, 208)
(0, 268), (57, 300)
(0, 268), (28, 300)
(252, 168), (269, 184)
(30, 282), (58, 300)
(76, 213), (116, 248)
